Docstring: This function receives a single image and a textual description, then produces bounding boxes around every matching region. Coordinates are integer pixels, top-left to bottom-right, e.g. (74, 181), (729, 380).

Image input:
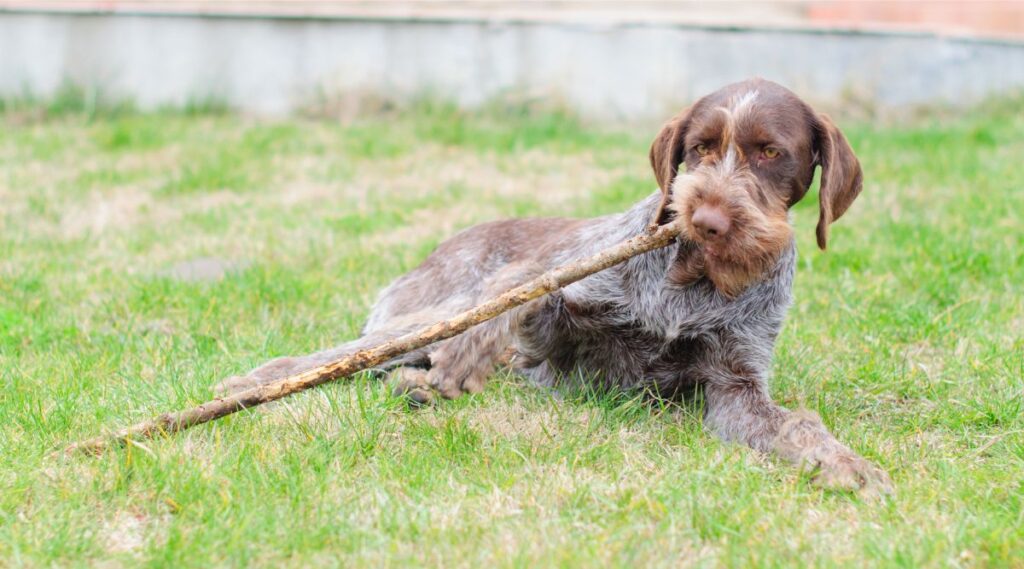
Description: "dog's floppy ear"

(812, 114), (863, 249)
(648, 107), (692, 227)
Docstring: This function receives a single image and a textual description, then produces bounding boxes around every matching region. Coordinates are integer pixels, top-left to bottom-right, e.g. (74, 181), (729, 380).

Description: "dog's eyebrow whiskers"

(722, 145), (738, 173)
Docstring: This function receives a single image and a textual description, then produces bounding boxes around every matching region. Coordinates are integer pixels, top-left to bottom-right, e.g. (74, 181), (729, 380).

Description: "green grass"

(1, 97), (1022, 568)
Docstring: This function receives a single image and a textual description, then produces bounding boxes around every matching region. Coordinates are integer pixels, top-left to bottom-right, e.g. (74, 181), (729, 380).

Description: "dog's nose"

(691, 206), (731, 241)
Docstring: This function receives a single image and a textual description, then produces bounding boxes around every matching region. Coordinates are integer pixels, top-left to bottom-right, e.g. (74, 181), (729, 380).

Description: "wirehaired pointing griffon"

(219, 78), (892, 493)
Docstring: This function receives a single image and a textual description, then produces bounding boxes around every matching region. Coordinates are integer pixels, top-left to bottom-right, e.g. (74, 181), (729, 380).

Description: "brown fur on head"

(649, 78), (864, 297)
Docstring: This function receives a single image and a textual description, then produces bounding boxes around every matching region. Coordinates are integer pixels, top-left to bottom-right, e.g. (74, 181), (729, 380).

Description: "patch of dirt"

(58, 190), (154, 239)
(367, 146), (620, 205)
(349, 146), (629, 247)
(58, 189), (247, 240)
(101, 511), (168, 555)
(467, 401), (594, 442)
(161, 257), (251, 283)
(103, 513), (147, 553)
(904, 341), (946, 382)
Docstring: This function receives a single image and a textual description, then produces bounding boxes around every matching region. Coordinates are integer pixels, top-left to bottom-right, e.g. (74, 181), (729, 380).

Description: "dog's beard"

(668, 243), (783, 298)
(666, 175), (793, 298)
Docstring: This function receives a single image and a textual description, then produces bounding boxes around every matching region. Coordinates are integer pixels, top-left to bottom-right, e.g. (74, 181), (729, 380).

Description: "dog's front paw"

(812, 452), (893, 496)
(773, 410), (893, 496)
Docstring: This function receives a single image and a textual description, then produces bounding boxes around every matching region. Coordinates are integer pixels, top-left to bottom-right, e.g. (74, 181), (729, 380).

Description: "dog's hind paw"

(390, 367), (435, 406)
(812, 452), (894, 497)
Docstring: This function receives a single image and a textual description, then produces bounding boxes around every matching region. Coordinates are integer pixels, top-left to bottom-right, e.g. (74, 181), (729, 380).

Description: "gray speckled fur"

(360, 192), (798, 449)
(220, 191), (889, 491)
(219, 79), (892, 492)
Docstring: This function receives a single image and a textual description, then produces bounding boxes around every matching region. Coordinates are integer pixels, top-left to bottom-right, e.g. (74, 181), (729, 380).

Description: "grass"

(0, 94), (1022, 568)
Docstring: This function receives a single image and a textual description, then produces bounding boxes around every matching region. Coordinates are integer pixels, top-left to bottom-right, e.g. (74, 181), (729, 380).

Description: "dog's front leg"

(703, 375), (893, 494)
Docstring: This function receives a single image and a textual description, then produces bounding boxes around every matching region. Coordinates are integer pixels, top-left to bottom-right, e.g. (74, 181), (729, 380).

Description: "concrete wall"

(2, 11), (1024, 120)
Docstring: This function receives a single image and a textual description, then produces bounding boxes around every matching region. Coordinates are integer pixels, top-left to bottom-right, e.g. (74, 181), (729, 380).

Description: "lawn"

(0, 96), (1022, 567)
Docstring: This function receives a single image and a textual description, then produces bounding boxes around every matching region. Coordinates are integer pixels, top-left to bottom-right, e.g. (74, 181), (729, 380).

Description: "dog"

(217, 78), (892, 493)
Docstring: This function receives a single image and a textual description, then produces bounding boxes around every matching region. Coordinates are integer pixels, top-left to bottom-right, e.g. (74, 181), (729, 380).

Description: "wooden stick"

(60, 220), (685, 456)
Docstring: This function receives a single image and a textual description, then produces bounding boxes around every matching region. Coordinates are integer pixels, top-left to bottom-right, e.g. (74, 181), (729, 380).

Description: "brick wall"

(807, 1), (1024, 39)
(2, 1), (1022, 39)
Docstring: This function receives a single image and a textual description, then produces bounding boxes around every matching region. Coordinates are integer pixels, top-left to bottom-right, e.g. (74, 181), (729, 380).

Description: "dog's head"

(649, 78), (863, 297)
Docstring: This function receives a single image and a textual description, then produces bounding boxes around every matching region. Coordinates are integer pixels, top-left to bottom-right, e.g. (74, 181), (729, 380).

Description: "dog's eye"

(695, 143), (710, 157)
(761, 147), (781, 159)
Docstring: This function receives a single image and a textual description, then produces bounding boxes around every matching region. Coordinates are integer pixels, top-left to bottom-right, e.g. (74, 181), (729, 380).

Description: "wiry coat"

(370, 193), (793, 392)
(217, 79), (892, 494)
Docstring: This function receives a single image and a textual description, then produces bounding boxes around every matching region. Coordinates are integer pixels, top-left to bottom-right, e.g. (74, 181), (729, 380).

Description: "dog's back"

(363, 217), (582, 336)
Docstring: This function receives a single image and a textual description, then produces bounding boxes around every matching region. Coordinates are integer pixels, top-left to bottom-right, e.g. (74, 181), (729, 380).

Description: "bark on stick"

(61, 220), (685, 456)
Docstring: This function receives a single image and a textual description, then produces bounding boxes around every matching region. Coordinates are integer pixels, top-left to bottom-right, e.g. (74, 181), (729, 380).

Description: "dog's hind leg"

(423, 262), (545, 400)
(213, 326), (429, 397)
(388, 366), (434, 405)
(424, 312), (516, 399)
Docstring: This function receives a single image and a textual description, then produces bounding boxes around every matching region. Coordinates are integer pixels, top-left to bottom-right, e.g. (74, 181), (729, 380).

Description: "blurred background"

(2, 4), (1024, 566)
(2, 0), (1023, 120)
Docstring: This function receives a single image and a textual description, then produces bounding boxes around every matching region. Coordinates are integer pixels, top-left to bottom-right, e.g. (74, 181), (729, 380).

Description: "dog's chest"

(517, 287), (718, 388)
(516, 223), (795, 389)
